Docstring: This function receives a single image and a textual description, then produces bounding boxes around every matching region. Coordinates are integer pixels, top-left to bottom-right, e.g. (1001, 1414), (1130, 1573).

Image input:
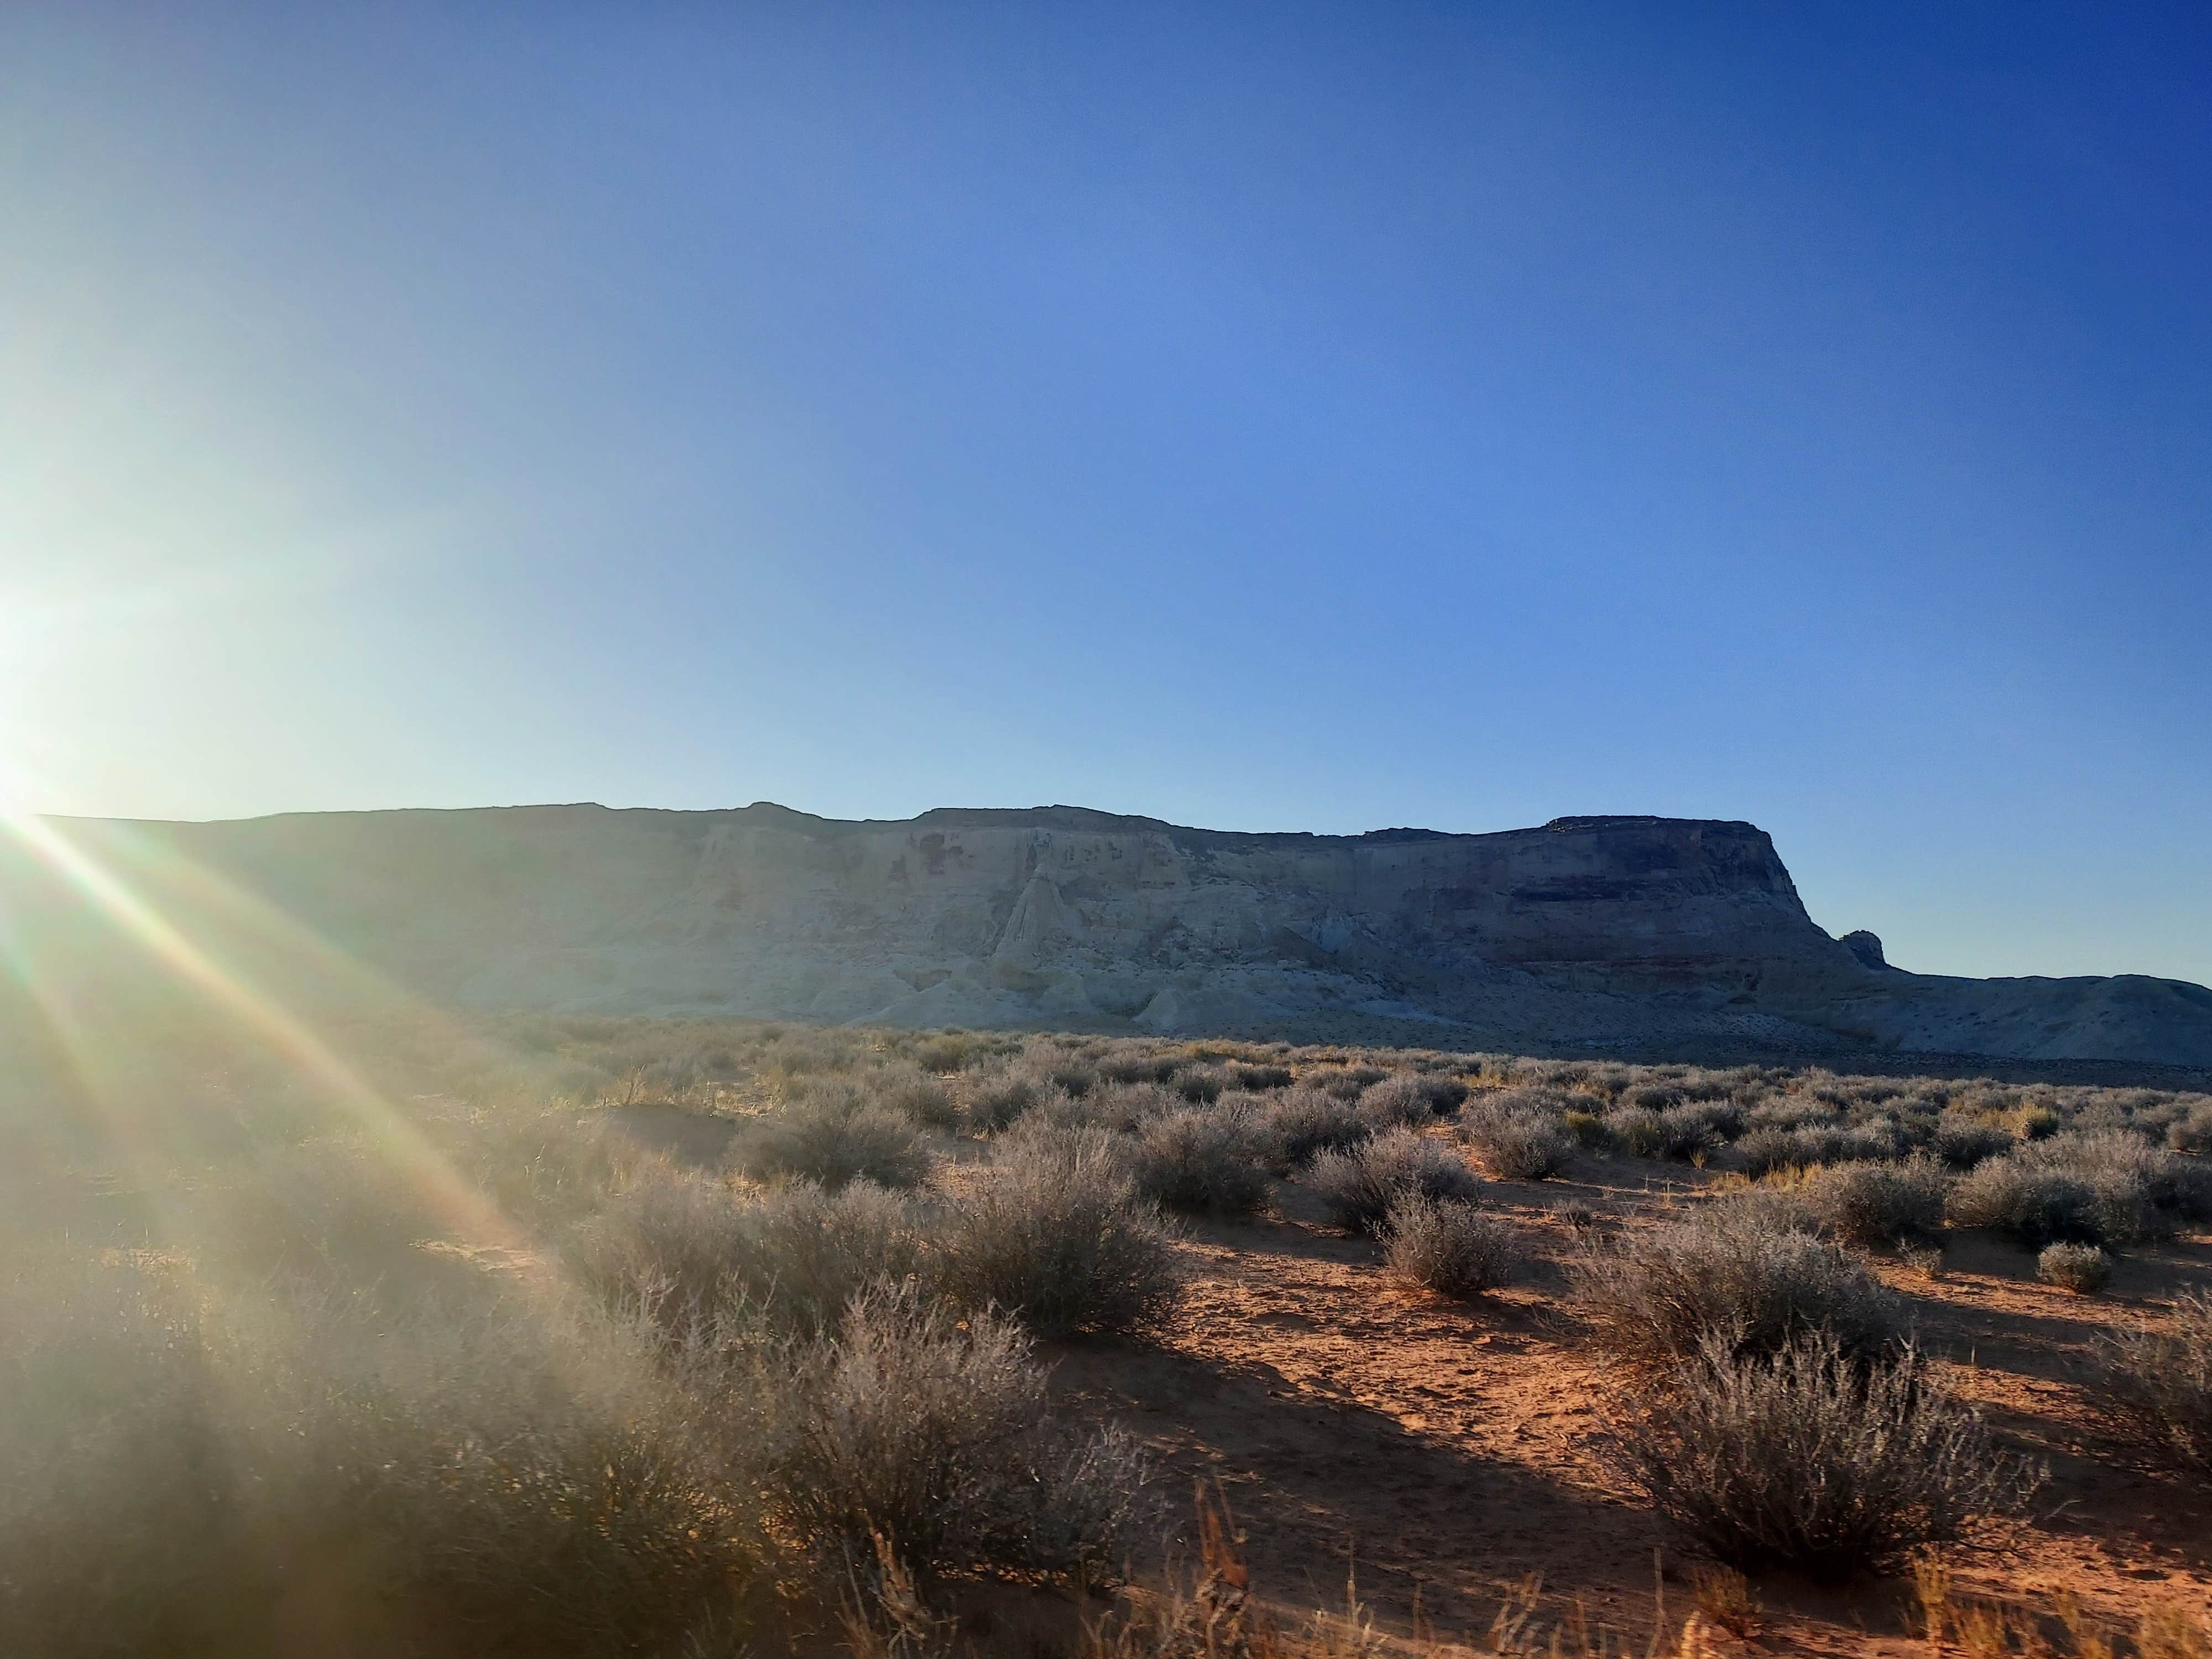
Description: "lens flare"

(0, 802), (526, 1258)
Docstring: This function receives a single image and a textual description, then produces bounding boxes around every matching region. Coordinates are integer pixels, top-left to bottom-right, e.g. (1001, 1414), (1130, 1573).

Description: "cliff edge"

(10, 803), (2211, 1066)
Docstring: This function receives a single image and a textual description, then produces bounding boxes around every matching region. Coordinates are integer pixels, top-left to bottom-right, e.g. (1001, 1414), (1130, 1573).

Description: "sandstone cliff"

(11, 803), (2211, 1066)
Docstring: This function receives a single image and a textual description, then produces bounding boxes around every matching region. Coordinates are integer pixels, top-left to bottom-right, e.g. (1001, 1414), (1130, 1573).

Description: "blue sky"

(3, 3), (2208, 984)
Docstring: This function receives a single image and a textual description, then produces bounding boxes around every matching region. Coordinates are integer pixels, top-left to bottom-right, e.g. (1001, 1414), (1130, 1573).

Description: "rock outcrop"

(11, 802), (2212, 1066)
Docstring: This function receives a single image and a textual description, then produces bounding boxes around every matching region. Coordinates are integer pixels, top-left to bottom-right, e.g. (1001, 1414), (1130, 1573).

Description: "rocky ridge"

(16, 802), (2212, 1066)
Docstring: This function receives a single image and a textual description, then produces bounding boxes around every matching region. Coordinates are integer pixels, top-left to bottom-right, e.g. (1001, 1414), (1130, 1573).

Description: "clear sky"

(3, 4), (2208, 985)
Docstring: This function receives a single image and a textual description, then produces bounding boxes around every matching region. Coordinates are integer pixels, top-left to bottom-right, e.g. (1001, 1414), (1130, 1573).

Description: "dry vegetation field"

(6, 1008), (2211, 1658)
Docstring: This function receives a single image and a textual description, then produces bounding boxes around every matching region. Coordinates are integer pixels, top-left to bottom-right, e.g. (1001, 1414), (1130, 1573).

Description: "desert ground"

(6, 1007), (2209, 1658)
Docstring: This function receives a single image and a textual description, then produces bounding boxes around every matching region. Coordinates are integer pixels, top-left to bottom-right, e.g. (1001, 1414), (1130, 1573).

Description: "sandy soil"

(1039, 1148), (2212, 1656)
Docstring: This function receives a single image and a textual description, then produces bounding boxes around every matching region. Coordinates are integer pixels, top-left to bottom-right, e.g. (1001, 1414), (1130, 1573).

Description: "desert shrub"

(1129, 1105), (1273, 1218)
(913, 1033), (977, 1073)
(2015, 1103), (2063, 1140)
(2099, 1290), (2212, 1480)
(1355, 1076), (1437, 1130)
(1604, 1331), (2041, 1580)
(1096, 1048), (1180, 1086)
(1795, 1156), (1949, 1249)
(729, 1179), (937, 1333)
(568, 1167), (934, 1337)
(1026, 1080), (1180, 1135)
(1736, 1120), (1902, 1176)
(1227, 1062), (1294, 1092)
(868, 1070), (960, 1131)
(1457, 1095), (1573, 1180)
(1562, 1108), (1609, 1149)
(1258, 1087), (1371, 1168)
(1170, 1065), (1228, 1104)
(457, 1103), (662, 1232)
(2053, 1130), (2212, 1237)
(1396, 1073), (1470, 1113)
(938, 1126), (1181, 1339)
(565, 1159), (757, 1327)
(2168, 1100), (2212, 1155)
(1573, 1203), (1905, 1372)
(1933, 1114), (2016, 1168)
(1306, 1128), (1480, 1237)
(1748, 1095), (1838, 1133)
(187, 1131), (456, 1279)
(1042, 1057), (1099, 1098)
(1382, 1196), (1512, 1298)
(1318, 1065), (1391, 1100)
(1948, 1155), (2101, 1248)
(1605, 1101), (1720, 1162)
(769, 1286), (1150, 1583)
(0, 1258), (243, 1656)
(1951, 1131), (2206, 1249)
(1713, 1183), (1821, 1235)
(964, 1066), (1052, 1133)
(2038, 1242), (2112, 1295)
(733, 1093), (928, 1190)
(1679, 1098), (1749, 1141)
(1605, 1105), (1668, 1158)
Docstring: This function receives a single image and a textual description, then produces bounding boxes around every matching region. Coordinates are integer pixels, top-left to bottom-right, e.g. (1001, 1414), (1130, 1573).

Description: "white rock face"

(11, 802), (2212, 1066)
